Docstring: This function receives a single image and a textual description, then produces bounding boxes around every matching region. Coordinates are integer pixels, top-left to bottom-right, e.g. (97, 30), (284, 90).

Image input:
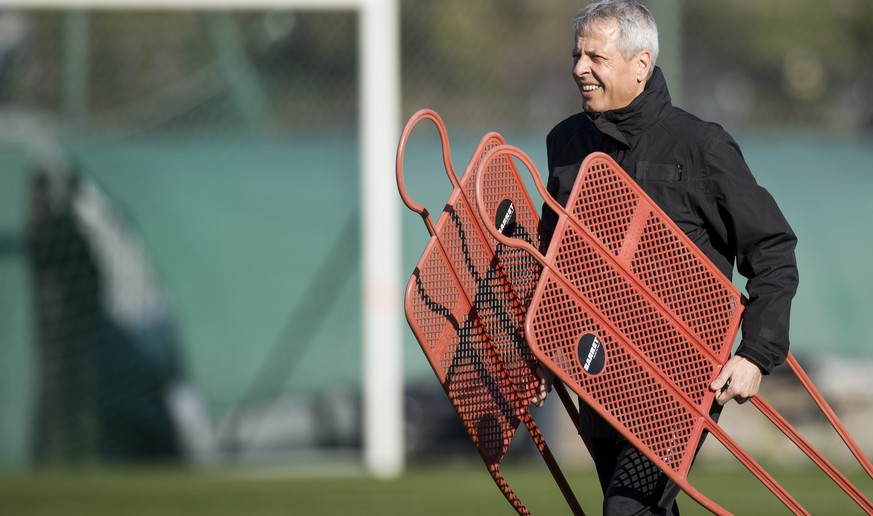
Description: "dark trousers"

(580, 400), (721, 516)
(588, 435), (683, 515)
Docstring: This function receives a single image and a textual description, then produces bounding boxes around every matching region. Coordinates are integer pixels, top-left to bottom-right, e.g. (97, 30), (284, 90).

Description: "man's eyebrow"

(572, 48), (606, 59)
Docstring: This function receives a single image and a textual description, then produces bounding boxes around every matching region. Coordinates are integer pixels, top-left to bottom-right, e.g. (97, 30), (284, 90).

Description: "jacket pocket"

(634, 161), (682, 181)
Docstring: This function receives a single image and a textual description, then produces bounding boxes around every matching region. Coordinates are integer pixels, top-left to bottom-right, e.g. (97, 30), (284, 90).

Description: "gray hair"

(574, 0), (659, 77)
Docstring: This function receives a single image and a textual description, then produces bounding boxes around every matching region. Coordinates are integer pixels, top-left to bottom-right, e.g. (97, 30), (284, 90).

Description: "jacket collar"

(587, 66), (673, 147)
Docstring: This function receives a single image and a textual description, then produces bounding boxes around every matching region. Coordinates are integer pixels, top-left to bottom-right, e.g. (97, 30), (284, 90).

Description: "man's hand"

(710, 355), (763, 405)
(530, 365), (553, 407)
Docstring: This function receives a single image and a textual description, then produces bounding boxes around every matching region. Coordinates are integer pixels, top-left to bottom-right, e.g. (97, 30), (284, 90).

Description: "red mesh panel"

(568, 161), (638, 257)
(400, 114), (583, 515)
(409, 246), (460, 360)
(462, 145), (543, 392)
(633, 215), (739, 358)
(568, 158), (742, 360)
(529, 270), (703, 477)
(470, 150), (542, 310)
(550, 223), (717, 409)
(523, 153), (744, 478)
(404, 133), (531, 467)
(474, 147), (869, 514)
(435, 139), (540, 401)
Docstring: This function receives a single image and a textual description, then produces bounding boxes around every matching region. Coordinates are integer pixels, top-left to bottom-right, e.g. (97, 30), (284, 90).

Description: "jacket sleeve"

(702, 128), (799, 373)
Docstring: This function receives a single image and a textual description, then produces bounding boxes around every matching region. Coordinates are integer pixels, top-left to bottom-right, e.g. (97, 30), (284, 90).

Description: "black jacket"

(543, 67), (798, 374)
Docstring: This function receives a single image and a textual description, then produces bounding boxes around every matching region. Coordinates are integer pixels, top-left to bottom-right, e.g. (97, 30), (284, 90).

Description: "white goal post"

(5, 0), (403, 478)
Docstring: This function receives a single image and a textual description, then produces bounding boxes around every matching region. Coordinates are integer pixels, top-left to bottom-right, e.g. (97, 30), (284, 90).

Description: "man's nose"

(573, 56), (590, 77)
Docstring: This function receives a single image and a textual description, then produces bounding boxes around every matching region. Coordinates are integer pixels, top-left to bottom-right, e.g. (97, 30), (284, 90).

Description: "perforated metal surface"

(474, 148), (871, 515)
(399, 110), (582, 516)
(568, 160), (741, 358)
(530, 273), (705, 475)
(403, 133), (530, 514)
(472, 147), (752, 514)
(463, 146), (543, 395)
(529, 153), (742, 479)
(408, 132), (541, 405)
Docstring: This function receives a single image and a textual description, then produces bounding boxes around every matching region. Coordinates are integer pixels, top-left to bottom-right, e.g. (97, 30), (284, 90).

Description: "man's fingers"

(711, 356), (763, 405)
(714, 378), (755, 405)
(536, 365), (553, 391)
(710, 368), (730, 391)
(715, 382), (736, 405)
(534, 385), (548, 405)
(529, 363), (552, 407)
(530, 369), (550, 407)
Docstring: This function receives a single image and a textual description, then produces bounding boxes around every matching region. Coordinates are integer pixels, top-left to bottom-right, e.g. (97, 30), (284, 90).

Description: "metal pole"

(360, 0), (403, 478)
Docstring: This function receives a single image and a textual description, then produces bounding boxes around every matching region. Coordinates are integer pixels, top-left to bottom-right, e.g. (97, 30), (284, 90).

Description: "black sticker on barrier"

(495, 199), (517, 237)
(577, 333), (606, 375)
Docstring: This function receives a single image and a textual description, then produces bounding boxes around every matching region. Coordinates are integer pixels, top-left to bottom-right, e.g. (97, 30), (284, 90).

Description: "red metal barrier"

(397, 109), (585, 515)
(474, 145), (873, 516)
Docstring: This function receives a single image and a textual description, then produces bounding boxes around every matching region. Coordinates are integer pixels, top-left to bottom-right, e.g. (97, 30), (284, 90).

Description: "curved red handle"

(395, 109), (460, 236)
(473, 143), (568, 268)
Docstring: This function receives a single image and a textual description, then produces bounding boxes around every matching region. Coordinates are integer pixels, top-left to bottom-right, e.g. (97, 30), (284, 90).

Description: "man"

(531, 1), (799, 514)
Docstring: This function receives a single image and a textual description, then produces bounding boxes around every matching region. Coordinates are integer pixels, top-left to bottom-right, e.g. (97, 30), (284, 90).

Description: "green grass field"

(1, 461), (870, 515)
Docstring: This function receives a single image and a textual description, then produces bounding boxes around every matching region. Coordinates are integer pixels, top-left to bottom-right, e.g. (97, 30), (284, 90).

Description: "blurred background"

(0, 0), (871, 513)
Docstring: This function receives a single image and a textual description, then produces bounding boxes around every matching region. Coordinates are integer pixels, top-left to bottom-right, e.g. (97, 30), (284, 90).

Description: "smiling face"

(572, 18), (651, 114)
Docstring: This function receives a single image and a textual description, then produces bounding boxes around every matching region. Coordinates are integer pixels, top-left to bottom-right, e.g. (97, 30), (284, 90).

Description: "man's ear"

(636, 50), (652, 82)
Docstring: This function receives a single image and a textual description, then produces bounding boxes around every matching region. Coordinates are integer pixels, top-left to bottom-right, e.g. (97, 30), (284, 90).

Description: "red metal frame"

(397, 109), (585, 515)
(473, 145), (873, 515)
